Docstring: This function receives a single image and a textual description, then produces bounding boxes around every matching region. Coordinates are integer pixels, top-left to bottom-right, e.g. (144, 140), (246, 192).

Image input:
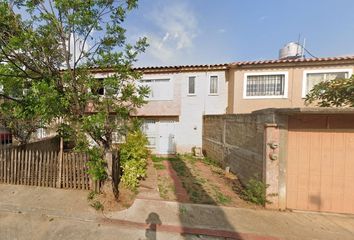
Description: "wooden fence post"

(56, 137), (63, 188)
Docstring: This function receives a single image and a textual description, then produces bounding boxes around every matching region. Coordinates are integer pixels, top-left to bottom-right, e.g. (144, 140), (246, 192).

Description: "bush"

(120, 130), (149, 190)
(241, 176), (270, 206)
(85, 147), (107, 181)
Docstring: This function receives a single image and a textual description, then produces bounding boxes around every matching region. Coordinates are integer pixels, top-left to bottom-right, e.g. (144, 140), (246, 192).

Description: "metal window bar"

(247, 75), (285, 96)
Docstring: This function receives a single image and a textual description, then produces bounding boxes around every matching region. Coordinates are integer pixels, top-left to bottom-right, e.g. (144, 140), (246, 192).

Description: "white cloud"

(141, 1), (199, 65)
(218, 28), (226, 34)
(259, 16), (267, 22)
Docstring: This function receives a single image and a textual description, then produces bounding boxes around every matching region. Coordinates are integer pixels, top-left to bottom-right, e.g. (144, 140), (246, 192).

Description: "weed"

(87, 191), (96, 201)
(241, 176), (270, 205)
(157, 176), (175, 200)
(210, 165), (224, 175)
(179, 206), (188, 215)
(153, 163), (166, 170)
(90, 200), (104, 211)
(151, 155), (165, 163)
(195, 177), (206, 184)
(168, 157), (186, 177)
(214, 189), (232, 205)
(181, 154), (197, 164)
(201, 157), (220, 167)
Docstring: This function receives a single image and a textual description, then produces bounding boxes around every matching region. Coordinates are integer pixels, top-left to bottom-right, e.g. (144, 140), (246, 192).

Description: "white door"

(158, 120), (176, 154)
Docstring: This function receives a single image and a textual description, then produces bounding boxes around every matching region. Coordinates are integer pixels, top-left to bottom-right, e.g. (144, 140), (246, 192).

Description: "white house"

(91, 64), (229, 155)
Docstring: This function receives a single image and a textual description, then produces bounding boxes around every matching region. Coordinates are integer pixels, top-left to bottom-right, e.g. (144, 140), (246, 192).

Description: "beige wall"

(135, 73), (181, 116)
(229, 64), (354, 114)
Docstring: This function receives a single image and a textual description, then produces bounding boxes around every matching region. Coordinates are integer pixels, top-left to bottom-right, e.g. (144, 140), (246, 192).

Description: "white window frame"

(188, 76), (196, 96)
(209, 75), (219, 95)
(140, 78), (173, 101)
(302, 69), (353, 98)
(243, 71), (288, 99)
(141, 119), (158, 148)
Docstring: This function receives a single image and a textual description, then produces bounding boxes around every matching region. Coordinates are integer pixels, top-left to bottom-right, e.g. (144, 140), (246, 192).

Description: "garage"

(286, 114), (354, 214)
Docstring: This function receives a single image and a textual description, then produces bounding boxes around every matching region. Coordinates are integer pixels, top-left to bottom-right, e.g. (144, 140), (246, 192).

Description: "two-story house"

(227, 56), (354, 113)
(91, 64), (229, 155)
(32, 55), (354, 155)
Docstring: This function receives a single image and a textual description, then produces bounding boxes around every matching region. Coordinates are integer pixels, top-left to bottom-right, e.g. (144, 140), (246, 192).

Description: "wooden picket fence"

(0, 148), (91, 190)
(61, 152), (91, 190)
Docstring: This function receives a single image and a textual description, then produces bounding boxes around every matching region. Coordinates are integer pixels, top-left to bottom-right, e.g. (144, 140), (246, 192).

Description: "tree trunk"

(101, 150), (120, 199)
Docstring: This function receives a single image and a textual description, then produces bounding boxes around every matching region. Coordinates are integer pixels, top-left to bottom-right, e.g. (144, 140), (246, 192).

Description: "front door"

(158, 120), (176, 154)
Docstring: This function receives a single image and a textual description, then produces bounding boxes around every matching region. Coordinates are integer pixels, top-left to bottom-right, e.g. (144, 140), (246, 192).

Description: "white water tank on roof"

(279, 42), (303, 59)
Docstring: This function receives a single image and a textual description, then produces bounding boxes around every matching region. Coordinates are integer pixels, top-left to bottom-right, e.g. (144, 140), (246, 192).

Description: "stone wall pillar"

(263, 123), (280, 209)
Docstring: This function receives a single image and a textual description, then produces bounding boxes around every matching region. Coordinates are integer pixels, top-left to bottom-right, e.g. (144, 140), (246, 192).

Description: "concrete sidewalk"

(107, 198), (354, 240)
(1, 184), (354, 240)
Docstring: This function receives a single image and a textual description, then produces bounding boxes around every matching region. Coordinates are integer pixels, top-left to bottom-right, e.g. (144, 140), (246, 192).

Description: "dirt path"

(152, 155), (260, 209)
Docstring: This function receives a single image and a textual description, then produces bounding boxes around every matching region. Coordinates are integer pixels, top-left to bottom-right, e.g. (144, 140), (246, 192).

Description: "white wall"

(93, 70), (228, 154)
(176, 71), (228, 153)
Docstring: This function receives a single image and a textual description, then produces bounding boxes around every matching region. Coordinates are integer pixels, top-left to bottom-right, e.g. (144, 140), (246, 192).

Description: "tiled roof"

(133, 63), (228, 70)
(88, 63), (229, 73)
(82, 55), (354, 72)
(231, 56), (354, 66)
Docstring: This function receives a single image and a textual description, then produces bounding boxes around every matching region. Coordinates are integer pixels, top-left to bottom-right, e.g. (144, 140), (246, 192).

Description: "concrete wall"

(203, 111), (289, 209)
(203, 108), (354, 211)
(203, 113), (275, 184)
(228, 64), (354, 114)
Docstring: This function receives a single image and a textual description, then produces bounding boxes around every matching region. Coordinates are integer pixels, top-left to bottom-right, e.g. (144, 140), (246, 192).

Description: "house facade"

(91, 64), (229, 155)
(30, 56), (354, 155)
(227, 56), (354, 113)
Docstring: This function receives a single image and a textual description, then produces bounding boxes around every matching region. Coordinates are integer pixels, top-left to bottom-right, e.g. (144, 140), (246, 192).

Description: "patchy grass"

(151, 154), (259, 209)
(157, 176), (175, 200)
(213, 186), (232, 205)
(153, 162), (166, 170)
(200, 156), (220, 167)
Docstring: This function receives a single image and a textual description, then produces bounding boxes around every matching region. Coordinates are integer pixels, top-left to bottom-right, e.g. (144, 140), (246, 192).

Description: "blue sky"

(125, 0), (354, 67)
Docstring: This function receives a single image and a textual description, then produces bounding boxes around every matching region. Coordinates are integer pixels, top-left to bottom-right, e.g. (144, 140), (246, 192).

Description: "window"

(302, 69), (352, 97)
(93, 78), (105, 95)
(209, 76), (218, 94)
(188, 76), (195, 95)
(244, 72), (288, 98)
(139, 79), (172, 100)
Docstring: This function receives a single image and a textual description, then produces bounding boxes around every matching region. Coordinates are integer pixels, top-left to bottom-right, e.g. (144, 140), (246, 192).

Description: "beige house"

(227, 56), (354, 113)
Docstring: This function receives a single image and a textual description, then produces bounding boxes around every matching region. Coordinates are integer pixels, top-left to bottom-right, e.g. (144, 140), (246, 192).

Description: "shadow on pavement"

(145, 212), (162, 240)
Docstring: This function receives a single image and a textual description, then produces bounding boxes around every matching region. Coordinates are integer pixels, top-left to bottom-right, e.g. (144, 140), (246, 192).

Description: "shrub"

(241, 176), (270, 206)
(120, 130), (149, 190)
(85, 147), (107, 181)
(90, 200), (104, 211)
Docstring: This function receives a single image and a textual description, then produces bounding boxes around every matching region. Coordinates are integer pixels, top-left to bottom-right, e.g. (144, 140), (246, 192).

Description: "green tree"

(0, 0), (149, 195)
(306, 75), (354, 107)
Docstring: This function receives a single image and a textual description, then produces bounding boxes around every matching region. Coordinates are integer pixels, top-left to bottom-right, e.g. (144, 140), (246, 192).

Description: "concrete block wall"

(203, 114), (271, 184)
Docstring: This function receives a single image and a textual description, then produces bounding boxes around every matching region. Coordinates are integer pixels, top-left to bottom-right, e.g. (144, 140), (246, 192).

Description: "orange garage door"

(286, 115), (354, 214)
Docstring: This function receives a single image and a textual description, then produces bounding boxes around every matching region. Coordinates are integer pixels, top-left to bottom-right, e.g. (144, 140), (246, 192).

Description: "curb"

(100, 217), (280, 240)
